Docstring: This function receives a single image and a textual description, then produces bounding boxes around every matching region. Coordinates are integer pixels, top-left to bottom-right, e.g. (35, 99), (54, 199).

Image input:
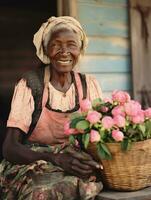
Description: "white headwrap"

(33, 16), (88, 64)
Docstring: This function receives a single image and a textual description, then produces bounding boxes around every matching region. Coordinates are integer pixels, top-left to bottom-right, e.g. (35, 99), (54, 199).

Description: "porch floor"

(96, 187), (151, 200)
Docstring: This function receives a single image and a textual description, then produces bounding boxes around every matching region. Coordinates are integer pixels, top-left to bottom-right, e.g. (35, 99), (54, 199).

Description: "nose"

(59, 45), (69, 55)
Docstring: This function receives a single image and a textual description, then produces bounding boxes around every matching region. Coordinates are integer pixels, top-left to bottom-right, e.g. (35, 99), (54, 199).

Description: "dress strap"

(74, 72), (87, 101)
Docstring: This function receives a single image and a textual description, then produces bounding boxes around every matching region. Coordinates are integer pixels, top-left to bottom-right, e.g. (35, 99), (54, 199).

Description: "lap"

(0, 145), (103, 200)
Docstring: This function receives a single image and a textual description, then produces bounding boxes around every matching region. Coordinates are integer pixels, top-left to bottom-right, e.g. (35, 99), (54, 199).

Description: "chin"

(57, 66), (74, 73)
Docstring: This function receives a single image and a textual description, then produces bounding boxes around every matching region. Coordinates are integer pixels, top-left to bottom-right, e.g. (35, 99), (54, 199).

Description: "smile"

(57, 60), (72, 64)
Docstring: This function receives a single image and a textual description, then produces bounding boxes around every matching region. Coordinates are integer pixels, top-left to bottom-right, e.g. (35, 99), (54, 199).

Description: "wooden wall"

(130, 0), (151, 108)
(77, 0), (132, 97)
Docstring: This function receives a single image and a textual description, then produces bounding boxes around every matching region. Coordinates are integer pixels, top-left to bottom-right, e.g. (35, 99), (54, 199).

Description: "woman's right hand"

(52, 148), (101, 179)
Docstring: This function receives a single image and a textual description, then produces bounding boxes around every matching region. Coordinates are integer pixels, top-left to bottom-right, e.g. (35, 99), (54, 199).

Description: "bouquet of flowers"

(64, 90), (151, 160)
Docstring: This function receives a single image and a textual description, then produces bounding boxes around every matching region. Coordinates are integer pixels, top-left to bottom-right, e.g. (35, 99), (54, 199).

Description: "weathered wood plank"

(88, 73), (132, 91)
(80, 22), (128, 37)
(130, 0), (151, 108)
(96, 187), (151, 200)
(78, 3), (128, 24)
(86, 37), (130, 55)
(78, 0), (128, 7)
(78, 55), (131, 73)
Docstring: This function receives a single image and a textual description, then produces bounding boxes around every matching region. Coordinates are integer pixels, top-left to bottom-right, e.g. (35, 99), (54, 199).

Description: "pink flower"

(112, 90), (131, 104)
(103, 97), (113, 104)
(124, 100), (141, 116)
(86, 111), (101, 124)
(112, 105), (125, 117)
(100, 106), (109, 113)
(90, 130), (100, 143)
(112, 130), (124, 141)
(113, 115), (126, 127)
(144, 108), (151, 118)
(80, 99), (92, 112)
(102, 116), (114, 129)
(64, 121), (78, 135)
(131, 110), (145, 124)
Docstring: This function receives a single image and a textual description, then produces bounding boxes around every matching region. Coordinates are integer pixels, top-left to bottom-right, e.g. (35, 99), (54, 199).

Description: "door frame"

(57, 0), (77, 17)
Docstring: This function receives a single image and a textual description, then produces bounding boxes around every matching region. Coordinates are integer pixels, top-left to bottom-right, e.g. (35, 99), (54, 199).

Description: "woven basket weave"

(88, 139), (151, 191)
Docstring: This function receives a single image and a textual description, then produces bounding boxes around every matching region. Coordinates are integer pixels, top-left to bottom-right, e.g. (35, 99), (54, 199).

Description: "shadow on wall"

(0, 0), (57, 160)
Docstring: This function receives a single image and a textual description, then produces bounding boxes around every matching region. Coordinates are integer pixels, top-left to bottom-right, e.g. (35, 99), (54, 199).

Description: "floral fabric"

(0, 145), (103, 200)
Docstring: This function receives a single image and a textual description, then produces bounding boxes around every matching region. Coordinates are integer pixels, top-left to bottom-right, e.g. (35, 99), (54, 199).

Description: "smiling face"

(46, 28), (81, 73)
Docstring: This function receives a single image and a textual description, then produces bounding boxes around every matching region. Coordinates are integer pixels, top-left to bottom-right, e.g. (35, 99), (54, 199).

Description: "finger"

(72, 159), (93, 171)
(67, 149), (93, 161)
(71, 164), (93, 175)
(82, 160), (101, 169)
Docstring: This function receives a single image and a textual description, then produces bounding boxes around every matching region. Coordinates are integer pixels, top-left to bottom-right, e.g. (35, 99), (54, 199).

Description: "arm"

(3, 127), (100, 178)
(2, 127), (54, 165)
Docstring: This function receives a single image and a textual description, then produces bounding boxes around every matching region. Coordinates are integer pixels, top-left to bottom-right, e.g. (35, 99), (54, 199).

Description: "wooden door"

(129, 0), (151, 108)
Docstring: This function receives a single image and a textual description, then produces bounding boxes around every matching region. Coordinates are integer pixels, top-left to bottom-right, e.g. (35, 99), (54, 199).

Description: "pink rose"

(113, 115), (126, 127)
(64, 121), (78, 135)
(103, 97), (113, 104)
(102, 116), (114, 129)
(112, 105), (125, 117)
(112, 130), (124, 141)
(144, 108), (151, 118)
(80, 99), (92, 112)
(112, 90), (131, 104)
(124, 100), (141, 116)
(86, 111), (101, 124)
(100, 106), (109, 113)
(131, 110), (145, 124)
(90, 130), (100, 143)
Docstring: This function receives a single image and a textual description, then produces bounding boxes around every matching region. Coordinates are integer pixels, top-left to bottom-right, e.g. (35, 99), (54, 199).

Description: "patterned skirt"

(0, 144), (103, 200)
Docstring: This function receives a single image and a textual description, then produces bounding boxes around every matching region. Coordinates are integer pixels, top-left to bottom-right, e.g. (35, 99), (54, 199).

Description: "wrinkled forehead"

(43, 24), (82, 49)
(49, 28), (80, 42)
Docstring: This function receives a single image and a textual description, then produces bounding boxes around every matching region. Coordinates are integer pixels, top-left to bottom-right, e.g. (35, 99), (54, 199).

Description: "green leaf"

(70, 112), (83, 120)
(145, 120), (151, 138)
(70, 116), (85, 128)
(82, 133), (90, 149)
(138, 124), (146, 135)
(92, 98), (102, 108)
(69, 135), (75, 145)
(121, 139), (131, 151)
(99, 128), (106, 141)
(76, 120), (90, 131)
(97, 143), (112, 160)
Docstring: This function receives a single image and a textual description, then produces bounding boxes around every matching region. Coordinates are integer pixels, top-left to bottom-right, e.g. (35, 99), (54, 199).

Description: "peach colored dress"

(7, 70), (102, 145)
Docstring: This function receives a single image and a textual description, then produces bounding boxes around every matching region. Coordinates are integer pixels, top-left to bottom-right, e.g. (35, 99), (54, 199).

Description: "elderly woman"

(0, 16), (103, 200)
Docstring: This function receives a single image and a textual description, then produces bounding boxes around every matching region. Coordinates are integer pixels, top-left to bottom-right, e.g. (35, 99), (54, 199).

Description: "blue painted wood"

(78, 0), (128, 5)
(77, 0), (132, 94)
(93, 73), (132, 91)
(78, 4), (128, 25)
(86, 37), (130, 55)
(81, 22), (128, 37)
(79, 56), (131, 73)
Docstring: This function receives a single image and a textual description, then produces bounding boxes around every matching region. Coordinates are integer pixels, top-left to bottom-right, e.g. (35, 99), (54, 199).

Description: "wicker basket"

(88, 139), (151, 191)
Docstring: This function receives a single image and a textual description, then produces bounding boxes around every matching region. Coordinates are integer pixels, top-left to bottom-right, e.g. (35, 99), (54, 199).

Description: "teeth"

(58, 60), (71, 64)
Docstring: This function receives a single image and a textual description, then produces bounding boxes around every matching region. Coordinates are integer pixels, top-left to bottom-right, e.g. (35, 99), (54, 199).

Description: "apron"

(28, 69), (85, 145)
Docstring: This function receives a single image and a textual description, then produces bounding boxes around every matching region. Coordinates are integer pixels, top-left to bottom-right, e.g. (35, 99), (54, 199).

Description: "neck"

(50, 68), (72, 92)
